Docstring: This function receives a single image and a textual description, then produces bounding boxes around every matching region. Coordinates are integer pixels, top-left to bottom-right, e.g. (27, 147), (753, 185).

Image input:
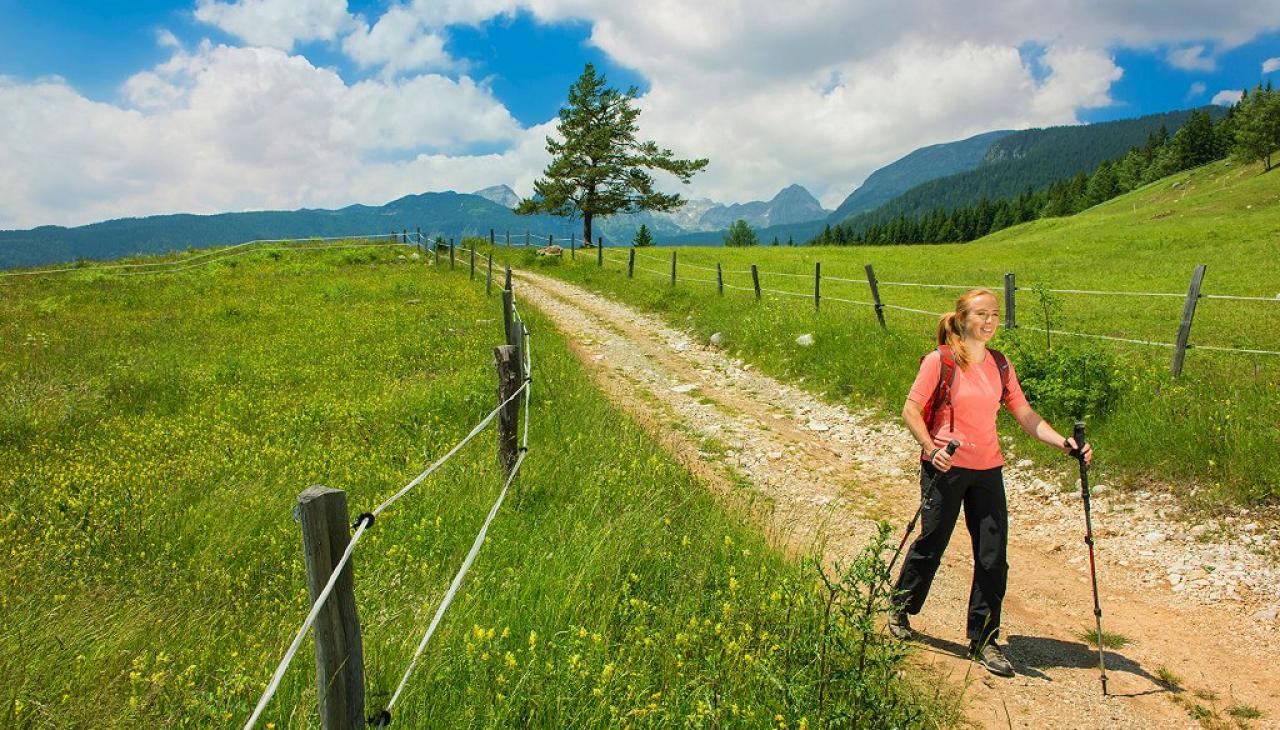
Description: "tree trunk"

(582, 212), (593, 247)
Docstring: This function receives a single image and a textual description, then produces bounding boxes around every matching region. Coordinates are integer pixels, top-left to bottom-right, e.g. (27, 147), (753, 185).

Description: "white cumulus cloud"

(1186, 81), (1207, 100)
(0, 44), (526, 229)
(1166, 44), (1217, 71)
(342, 5), (453, 77)
(194, 0), (356, 49)
(1211, 89), (1244, 105)
(1263, 57), (1280, 74)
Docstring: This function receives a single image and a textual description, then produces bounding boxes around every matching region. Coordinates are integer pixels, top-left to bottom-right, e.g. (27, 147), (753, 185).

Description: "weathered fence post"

(494, 345), (520, 475)
(670, 250), (677, 286)
(402, 229), (407, 244)
(416, 227), (421, 253)
(1171, 264), (1207, 378)
(525, 230), (530, 247)
(505, 231), (510, 247)
(751, 264), (761, 300)
(865, 264), (886, 329)
(814, 261), (821, 311)
(470, 243), (476, 280)
(597, 236), (603, 267)
(433, 241), (440, 267)
(1004, 272), (1017, 330)
(571, 234), (576, 259)
(627, 248), (635, 278)
(295, 486), (365, 730)
(486, 253), (493, 295)
(504, 265), (512, 292)
(449, 240), (456, 269)
(716, 263), (723, 296)
(489, 228), (495, 247)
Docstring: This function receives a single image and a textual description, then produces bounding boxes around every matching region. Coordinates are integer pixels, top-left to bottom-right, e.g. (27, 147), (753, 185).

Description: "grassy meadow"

(1, 244), (951, 727)
(498, 159), (1280, 505)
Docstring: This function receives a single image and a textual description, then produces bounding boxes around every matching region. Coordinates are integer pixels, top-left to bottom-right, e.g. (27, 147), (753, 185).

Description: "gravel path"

(517, 270), (1280, 729)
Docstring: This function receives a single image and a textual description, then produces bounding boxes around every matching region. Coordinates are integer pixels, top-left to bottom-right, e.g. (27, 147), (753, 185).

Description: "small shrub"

(1003, 332), (1128, 421)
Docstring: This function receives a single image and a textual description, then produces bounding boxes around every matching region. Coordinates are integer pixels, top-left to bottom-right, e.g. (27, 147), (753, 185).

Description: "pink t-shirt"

(907, 349), (1029, 470)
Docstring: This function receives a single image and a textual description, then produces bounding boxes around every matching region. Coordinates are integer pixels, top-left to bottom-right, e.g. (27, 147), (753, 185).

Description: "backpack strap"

(988, 348), (1011, 405)
(927, 345), (958, 433)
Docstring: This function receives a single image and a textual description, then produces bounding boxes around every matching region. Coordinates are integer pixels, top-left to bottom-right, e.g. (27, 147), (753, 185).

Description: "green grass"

(1229, 704), (1263, 720)
(496, 159), (1280, 504)
(1, 245), (951, 727)
(1078, 627), (1131, 649)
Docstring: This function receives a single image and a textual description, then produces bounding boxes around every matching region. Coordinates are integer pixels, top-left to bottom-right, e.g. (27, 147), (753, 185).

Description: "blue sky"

(0, 0), (1276, 228)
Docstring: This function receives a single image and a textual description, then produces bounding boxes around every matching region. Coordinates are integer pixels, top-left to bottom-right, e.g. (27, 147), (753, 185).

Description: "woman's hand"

(1064, 437), (1093, 465)
(930, 446), (954, 472)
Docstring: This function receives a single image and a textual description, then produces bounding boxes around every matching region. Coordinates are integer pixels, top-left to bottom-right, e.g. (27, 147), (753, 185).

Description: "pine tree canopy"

(516, 64), (708, 244)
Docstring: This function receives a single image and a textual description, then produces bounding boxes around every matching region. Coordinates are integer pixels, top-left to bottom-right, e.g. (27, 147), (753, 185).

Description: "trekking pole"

(1073, 421), (1108, 696)
(887, 440), (960, 575)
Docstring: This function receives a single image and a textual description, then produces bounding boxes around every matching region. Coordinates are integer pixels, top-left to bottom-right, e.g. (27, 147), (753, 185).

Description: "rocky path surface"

(516, 270), (1280, 729)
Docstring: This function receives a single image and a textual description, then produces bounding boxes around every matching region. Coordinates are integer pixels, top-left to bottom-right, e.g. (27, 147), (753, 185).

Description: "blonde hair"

(936, 288), (998, 369)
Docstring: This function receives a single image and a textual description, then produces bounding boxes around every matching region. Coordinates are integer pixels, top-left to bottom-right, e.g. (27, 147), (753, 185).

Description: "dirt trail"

(515, 270), (1280, 729)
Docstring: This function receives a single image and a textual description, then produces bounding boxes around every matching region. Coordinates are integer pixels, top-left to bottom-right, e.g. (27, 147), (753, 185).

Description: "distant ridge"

(0, 192), (575, 269)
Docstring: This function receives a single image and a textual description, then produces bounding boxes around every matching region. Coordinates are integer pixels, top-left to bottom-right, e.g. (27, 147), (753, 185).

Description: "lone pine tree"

(516, 64), (708, 244)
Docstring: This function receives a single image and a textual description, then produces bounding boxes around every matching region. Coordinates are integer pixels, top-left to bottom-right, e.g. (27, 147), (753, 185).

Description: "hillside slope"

(836, 107), (1225, 230)
(829, 129), (1014, 221)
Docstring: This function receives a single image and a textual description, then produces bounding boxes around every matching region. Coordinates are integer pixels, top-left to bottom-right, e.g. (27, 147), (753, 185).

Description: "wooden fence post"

(416, 227), (421, 253)
(597, 236), (603, 267)
(571, 234), (576, 259)
(449, 240), (456, 269)
(627, 248), (635, 278)
(525, 230), (530, 247)
(1171, 264), (1207, 378)
(486, 253), (493, 295)
(547, 234), (553, 252)
(402, 229), (407, 244)
(751, 264), (761, 300)
(433, 241), (439, 267)
(865, 264), (885, 328)
(494, 346), (520, 474)
(1004, 272), (1016, 330)
(670, 250), (677, 286)
(489, 228), (495, 247)
(814, 261), (821, 311)
(504, 265), (512, 292)
(470, 243), (476, 280)
(505, 231), (510, 247)
(717, 263), (723, 296)
(295, 486), (365, 730)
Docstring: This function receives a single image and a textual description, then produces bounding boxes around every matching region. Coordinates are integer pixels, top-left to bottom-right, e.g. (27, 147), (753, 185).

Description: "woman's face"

(964, 294), (1000, 344)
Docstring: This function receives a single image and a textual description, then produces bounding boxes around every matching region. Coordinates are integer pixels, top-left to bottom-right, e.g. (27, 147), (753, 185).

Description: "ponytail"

(936, 288), (998, 369)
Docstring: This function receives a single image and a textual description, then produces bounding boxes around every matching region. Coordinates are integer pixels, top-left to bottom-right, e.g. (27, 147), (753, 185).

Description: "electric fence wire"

(378, 449), (528, 724)
(370, 381), (528, 519)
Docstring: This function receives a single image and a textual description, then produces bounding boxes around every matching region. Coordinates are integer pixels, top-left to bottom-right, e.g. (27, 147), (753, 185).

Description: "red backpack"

(921, 345), (1011, 434)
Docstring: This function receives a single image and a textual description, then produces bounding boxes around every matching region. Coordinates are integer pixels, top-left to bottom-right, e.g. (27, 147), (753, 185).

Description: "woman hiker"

(886, 288), (1093, 677)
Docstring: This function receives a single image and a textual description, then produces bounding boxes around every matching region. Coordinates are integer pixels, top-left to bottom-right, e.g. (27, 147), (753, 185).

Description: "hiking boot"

(887, 612), (916, 641)
(969, 640), (1014, 677)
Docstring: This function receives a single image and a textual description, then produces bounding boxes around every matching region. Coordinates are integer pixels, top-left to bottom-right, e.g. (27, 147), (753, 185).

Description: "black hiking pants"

(893, 462), (1008, 644)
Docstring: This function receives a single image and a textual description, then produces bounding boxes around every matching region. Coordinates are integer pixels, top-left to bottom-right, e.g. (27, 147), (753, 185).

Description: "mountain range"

(0, 106), (1219, 268)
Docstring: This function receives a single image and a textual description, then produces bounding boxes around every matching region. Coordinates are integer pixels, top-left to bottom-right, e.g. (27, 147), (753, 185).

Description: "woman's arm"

(903, 399), (953, 471)
(1009, 403), (1093, 464)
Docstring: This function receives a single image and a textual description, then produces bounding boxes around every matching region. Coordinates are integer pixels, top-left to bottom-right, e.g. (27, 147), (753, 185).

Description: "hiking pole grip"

(1073, 421), (1087, 460)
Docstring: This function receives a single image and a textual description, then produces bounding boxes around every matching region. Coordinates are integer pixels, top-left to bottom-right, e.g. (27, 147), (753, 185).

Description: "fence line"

(245, 270), (535, 729)
(2, 234), (417, 278)
(583, 244), (1280, 363)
